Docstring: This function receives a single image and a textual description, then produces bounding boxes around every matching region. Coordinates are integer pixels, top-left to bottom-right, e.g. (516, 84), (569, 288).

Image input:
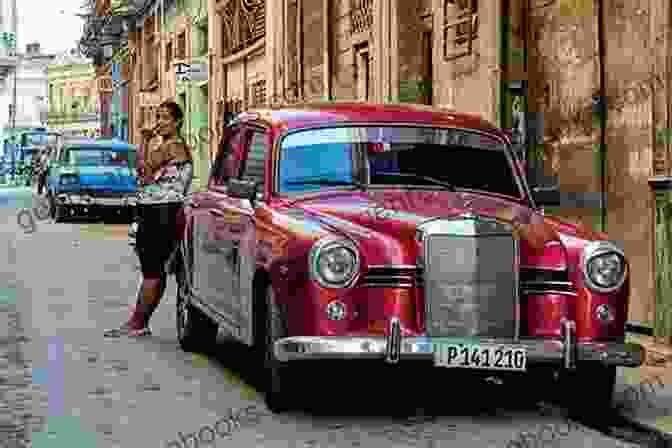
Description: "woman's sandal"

(104, 322), (152, 338)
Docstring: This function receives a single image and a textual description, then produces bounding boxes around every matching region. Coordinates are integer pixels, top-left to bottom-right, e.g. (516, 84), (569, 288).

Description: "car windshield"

(23, 133), (59, 146)
(278, 126), (524, 200)
(64, 148), (130, 166)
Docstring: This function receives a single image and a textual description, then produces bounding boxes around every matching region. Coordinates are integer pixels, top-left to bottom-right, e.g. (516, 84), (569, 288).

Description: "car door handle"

(209, 209), (225, 216)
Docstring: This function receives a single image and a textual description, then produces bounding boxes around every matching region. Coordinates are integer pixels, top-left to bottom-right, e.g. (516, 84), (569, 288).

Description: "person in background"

(106, 100), (193, 337)
(36, 148), (50, 195)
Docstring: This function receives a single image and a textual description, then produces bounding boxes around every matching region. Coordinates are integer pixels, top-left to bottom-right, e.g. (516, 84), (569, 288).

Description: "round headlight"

(309, 237), (360, 288)
(581, 241), (627, 293)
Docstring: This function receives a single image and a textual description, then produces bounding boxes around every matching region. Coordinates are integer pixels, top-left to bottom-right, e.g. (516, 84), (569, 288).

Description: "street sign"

(174, 62), (208, 82)
(188, 63), (208, 82)
(175, 62), (190, 82)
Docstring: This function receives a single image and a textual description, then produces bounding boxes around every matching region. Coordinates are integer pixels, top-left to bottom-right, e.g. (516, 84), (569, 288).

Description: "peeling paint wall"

(330, 0), (358, 100)
(602, 0), (659, 325)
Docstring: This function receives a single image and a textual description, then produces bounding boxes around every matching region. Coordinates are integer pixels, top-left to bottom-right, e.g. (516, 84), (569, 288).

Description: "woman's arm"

(146, 141), (192, 176)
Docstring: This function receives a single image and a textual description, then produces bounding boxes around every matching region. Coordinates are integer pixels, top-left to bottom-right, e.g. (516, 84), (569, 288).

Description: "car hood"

(285, 189), (607, 265)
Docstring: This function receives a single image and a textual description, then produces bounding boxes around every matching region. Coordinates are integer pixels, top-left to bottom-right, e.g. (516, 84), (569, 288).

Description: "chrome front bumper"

(57, 194), (136, 207)
(273, 319), (644, 368)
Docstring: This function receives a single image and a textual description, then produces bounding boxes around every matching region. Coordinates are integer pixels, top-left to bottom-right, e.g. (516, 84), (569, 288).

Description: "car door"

(217, 126), (266, 346)
(190, 124), (250, 336)
(203, 125), (263, 346)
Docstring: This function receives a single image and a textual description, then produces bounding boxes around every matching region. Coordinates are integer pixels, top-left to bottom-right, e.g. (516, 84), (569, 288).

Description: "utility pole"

(10, 0), (18, 174)
(11, 60), (16, 130)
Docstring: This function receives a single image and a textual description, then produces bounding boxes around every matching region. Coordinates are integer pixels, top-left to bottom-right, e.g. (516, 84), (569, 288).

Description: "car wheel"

(48, 194), (56, 220)
(54, 204), (67, 223)
(33, 198), (50, 221)
(257, 281), (292, 413)
(175, 257), (218, 353)
(558, 364), (616, 416)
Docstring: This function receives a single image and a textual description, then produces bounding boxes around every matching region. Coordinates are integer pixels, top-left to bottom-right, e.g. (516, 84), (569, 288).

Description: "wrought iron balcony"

(350, 0), (373, 35)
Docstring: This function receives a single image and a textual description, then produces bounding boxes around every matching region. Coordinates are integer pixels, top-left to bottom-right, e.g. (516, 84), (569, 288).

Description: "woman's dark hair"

(159, 100), (184, 139)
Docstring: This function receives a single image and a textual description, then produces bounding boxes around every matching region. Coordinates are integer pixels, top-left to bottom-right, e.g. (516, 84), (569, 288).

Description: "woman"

(105, 100), (193, 337)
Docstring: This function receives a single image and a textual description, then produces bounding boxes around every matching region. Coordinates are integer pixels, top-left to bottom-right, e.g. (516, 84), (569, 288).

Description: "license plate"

(433, 343), (527, 371)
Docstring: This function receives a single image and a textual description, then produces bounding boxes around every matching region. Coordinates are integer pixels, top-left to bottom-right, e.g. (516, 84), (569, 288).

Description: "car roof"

(237, 101), (503, 134)
(63, 138), (136, 150)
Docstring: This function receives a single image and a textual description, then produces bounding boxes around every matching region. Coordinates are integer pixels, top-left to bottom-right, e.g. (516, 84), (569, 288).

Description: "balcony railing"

(47, 111), (101, 122)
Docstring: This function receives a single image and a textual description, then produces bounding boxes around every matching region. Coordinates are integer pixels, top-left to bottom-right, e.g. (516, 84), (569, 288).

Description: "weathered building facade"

(46, 49), (100, 137)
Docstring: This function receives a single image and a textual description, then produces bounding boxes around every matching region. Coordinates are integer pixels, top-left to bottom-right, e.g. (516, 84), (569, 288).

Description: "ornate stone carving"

(350, 0), (373, 35)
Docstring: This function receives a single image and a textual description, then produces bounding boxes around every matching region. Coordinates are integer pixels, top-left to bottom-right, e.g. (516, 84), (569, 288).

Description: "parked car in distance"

(174, 102), (643, 413)
(47, 138), (137, 222)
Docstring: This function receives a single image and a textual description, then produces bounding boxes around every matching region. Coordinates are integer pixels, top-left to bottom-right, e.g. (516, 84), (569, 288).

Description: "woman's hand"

(140, 126), (157, 142)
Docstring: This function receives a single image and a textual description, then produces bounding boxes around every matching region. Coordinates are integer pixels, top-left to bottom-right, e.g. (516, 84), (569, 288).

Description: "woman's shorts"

(136, 202), (183, 278)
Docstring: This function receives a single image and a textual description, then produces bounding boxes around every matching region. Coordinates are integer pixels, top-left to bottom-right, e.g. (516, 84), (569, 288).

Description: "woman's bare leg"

(104, 273), (165, 337)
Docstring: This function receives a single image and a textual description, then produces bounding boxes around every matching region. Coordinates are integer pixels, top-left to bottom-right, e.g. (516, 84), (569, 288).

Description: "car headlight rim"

(309, 237), (360, 289)
(581, 241), (628, 293)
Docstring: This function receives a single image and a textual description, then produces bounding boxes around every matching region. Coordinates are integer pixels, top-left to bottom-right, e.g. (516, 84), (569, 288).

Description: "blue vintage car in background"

(48, 139), (137, 222)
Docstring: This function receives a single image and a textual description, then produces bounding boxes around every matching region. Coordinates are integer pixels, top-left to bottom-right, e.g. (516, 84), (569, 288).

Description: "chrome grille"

(422, 218), (518, 339)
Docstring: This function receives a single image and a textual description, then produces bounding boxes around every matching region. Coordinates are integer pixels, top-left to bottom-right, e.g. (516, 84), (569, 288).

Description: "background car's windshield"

(22, 133), (58, 146)
(278, 126), (522, 199)
(64, 148), (130, 166)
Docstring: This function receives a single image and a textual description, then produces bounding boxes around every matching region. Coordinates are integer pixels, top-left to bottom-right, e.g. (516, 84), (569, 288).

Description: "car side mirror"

(227, 178), (257, 200)
(531, 186), (561, 208)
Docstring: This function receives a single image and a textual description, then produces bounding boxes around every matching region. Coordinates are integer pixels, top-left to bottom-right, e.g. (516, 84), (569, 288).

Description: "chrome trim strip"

(360, 282), (414, 288)
(368, 264), (418, 270)
(423, 230), (430, 335)
(521, 281), (573, 288)
(514, 238), (520, 341)
(561, 319), (577, 370)
(522, 290), (578, 297)
(273, 336), (644, 367)
(363, 275), (415, 281)
(520, 265), (566, 271)
(385, 317), (401, 364)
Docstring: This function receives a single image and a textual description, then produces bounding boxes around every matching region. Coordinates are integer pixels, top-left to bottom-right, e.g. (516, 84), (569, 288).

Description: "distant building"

(0, 43), (55, 128)
(0, 42), (54, 155)
(46, 48), (100, 138)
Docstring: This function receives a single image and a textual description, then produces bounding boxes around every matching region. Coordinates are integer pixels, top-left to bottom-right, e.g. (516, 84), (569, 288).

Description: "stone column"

(649, 176), (672, 343)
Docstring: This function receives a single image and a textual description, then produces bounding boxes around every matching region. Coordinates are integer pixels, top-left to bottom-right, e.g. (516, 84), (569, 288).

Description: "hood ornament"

(461, 195), (475, 218)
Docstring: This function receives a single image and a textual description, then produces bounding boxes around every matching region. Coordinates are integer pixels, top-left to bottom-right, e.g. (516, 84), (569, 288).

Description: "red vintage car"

(174, 102), (643, 413)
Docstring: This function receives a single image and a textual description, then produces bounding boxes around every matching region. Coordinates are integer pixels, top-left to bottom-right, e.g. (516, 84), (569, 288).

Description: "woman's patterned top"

(137, 139), (193, 205)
